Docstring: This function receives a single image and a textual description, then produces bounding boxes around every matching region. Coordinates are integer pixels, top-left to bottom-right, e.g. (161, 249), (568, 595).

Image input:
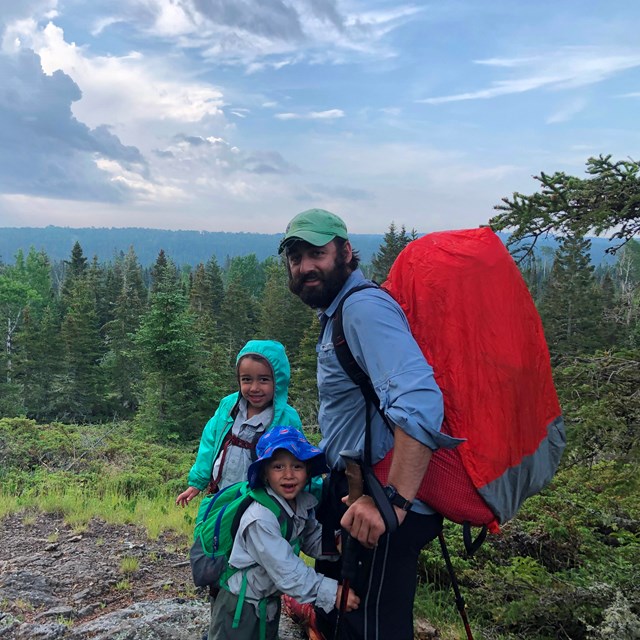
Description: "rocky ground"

(0, 509), (305, 639)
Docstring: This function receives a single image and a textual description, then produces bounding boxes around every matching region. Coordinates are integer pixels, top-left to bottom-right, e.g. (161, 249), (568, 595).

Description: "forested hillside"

(0, 226), (387, 268)
(1, 155), (639, 639)
(0, 222), (637, 432)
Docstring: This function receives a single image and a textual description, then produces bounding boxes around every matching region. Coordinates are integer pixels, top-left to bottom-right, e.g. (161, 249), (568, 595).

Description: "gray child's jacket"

(225, 486), (338, 621)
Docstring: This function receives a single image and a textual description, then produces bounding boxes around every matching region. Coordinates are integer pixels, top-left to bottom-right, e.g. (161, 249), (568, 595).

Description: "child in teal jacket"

(176, 340), (303, 507)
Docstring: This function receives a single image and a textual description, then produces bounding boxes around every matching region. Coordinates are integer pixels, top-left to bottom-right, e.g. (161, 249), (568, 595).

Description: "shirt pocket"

(316, 339), (335, 363)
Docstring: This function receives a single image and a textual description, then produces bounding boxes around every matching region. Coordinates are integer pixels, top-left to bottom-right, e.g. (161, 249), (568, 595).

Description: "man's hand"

(340, 495), (407, 548)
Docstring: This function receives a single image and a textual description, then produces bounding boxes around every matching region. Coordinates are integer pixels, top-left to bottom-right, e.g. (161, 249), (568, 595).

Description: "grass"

(413, 581), (474, 640)
(0, 494), (19, 520)
(120, 556), (140, 574)
(13, 598), (33, 613)
(115, 579), (132, 591)
(1, 483), (196, 544)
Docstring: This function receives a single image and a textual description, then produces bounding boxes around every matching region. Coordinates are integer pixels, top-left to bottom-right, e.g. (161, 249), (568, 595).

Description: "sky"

(0, 1), (639, 235)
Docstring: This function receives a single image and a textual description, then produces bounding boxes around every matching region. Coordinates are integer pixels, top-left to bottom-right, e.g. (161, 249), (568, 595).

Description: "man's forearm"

(386, 426), (432, 502)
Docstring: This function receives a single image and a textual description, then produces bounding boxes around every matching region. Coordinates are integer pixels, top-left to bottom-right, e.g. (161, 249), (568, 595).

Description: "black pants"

(315, 475), (443, 640)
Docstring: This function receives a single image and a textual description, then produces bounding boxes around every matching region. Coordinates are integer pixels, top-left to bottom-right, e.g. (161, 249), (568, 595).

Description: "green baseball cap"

(278, 208), (348, 254)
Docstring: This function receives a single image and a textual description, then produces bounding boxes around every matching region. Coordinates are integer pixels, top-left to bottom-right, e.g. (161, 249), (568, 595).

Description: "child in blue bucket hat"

(209, 426), (359, 640)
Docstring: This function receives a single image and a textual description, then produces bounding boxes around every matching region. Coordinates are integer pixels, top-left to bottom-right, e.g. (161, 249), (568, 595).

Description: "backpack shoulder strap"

(245, 487), (295, 541)
(332, 283), (382, 407)
(332, 282), (400, 533)
(332, 283), (394, 432)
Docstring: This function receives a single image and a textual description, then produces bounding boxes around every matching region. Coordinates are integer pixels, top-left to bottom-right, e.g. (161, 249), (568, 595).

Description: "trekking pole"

(334, 450), (364, 640)
(438, 531), (474, 640)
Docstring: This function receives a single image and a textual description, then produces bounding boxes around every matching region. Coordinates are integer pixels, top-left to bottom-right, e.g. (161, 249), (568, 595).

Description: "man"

(279, 208), (461, 640)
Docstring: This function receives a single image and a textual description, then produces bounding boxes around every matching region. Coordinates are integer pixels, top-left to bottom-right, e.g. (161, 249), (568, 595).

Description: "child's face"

(264, 449), (309, 504)
(238, 357), (274, 417)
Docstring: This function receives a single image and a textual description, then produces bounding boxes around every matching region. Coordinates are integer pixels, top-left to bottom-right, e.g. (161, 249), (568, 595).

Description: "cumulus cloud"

(275, 109), (345, 120)
(16, 21), (226, 132)
(419, 46), (640, 104)
(0, 48), (148, 202)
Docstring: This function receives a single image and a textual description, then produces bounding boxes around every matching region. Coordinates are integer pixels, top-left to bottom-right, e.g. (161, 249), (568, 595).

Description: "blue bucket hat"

(248, 426), (328, 489)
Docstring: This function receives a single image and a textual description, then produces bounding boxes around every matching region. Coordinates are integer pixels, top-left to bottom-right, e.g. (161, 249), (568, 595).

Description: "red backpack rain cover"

(372, 228), (566, 533)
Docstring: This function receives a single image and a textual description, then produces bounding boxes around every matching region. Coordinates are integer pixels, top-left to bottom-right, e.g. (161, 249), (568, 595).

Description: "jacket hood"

(236, 340), (292, 417)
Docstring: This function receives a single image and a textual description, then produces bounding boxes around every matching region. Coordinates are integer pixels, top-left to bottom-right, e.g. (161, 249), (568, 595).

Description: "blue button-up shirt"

(316, 270), (462, 513)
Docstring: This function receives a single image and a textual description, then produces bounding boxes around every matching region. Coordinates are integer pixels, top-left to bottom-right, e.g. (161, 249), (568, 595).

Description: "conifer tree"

(226, 254), (265, 297)
(102, 247), (147, 415)
(57, 275), (104, 419)
(218, 276), (258, 365)
(61, 241), (88, 303)
(205, 256), (225, 315)
(135, 252), (208, 439)
(538, 232), (605, 360)
(491, 155), (640, 259)
(371, 222), (416, 282)
(190, 263), (214, 316)
(289, 315), (321, 431)
(258, 260), (314, 356)
(25, 248), (53, 305)
(16, 303), (62, 419)
(189, 262), (222, 361)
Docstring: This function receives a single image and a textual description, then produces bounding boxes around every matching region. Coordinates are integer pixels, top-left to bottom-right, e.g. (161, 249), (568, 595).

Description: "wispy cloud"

(297, 182), (373, 202)
(419, 47), (640, 104)
(275, 109), (345, 120)
(80, 0), (420, 69)
(0, 0), (58, 27)
(546, 98), (587, 124)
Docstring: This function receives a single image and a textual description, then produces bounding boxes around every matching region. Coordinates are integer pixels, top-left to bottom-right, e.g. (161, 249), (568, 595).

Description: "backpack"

(189, 481), (297, 589)
(334, 227), (566, 553)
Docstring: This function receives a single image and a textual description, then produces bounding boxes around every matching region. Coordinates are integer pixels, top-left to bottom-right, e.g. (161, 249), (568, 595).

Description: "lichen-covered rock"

(67, 599), (209, 639)
(0, 511), (305, 640)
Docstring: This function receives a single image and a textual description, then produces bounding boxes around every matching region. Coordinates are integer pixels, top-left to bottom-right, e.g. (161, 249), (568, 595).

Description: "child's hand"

(176, 486), (200, 507)
(335, 585), (360, 612)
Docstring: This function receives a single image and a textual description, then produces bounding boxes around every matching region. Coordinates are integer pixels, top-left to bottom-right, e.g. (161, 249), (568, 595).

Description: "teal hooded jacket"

(187, 340), (303, 491)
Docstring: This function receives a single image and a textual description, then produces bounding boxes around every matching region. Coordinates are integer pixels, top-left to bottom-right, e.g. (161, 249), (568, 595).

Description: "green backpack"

(189, 481), (297, 589)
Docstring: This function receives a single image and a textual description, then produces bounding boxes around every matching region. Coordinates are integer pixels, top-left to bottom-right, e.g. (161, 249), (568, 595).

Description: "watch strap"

(384, 484), (413, 511)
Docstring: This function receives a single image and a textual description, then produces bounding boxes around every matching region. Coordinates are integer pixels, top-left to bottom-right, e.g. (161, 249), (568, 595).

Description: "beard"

(288, 254), (351, 309)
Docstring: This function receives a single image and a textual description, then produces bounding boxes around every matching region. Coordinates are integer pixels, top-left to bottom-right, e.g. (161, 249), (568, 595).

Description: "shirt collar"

(236, 397), (273, 426)
(265, 485), (318, 516)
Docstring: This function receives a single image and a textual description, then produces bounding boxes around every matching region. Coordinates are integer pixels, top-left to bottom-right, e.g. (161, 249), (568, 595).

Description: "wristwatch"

(383, 484), (413, 512)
